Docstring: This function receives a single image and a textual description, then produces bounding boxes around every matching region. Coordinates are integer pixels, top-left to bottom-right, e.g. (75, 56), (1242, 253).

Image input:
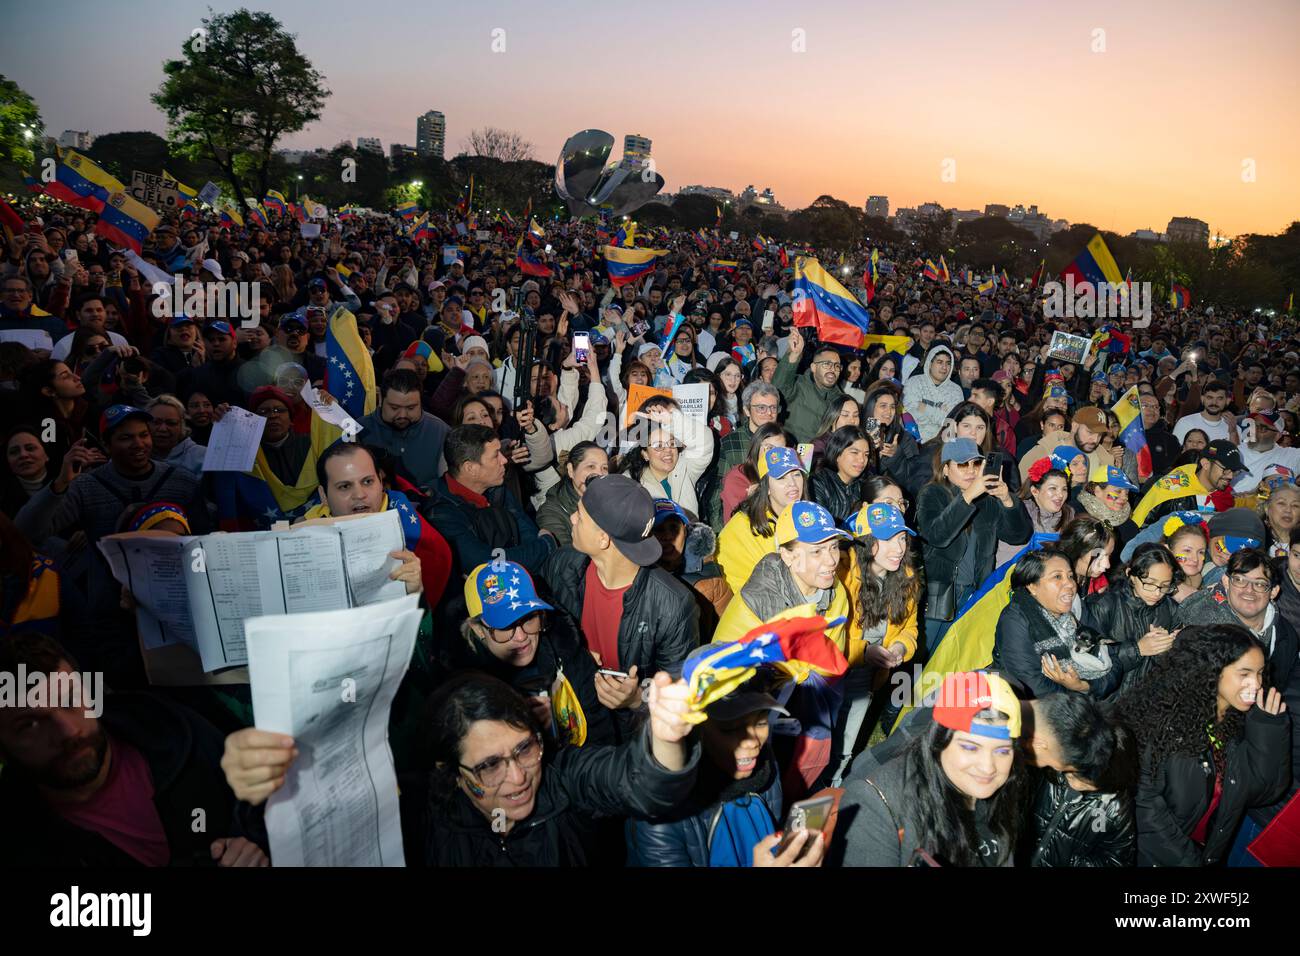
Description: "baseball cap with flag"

(758, 446), (804, 481)
(99, 404), (151, 437)
(1088, 464), (1138, 491)
(775, 501), (851, 547)
(933, 671), (1022, 740)
(463, 560), (553, 630)
(846, 502), (915, 540)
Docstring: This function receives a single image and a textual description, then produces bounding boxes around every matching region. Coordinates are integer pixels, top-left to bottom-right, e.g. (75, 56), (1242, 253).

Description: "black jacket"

(421, 724), (700, 866)
(1135, 706), (1291, 866)
(437, 611), (615, 748)
(1025, 771), (1135, 866)
(540, 547), (700, 740)
(0, 692), (242, 867)
(809, 468), (871, 523)
(625, 749), (783, 866)
(1145, 421), (1179, 479)
(1082, 585), (1178, 696)
(423, 476), (557, 578)
(915, 481), (1032, 604)
(991, 589), (1124, 700)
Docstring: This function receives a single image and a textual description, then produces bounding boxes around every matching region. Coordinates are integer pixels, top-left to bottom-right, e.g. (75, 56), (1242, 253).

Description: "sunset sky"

(7, 0), (1298, 236)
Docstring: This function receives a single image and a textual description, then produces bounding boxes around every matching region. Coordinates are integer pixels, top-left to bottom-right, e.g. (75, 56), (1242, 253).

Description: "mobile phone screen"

(573, 332), (590, 363)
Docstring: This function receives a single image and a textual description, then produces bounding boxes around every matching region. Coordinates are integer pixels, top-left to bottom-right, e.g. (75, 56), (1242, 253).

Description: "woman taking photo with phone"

(998, 457), (1074, 566)
(916, 438), (1032, 652)
(1113, 624), (1290, 866)
(835, 671), (1027, 866)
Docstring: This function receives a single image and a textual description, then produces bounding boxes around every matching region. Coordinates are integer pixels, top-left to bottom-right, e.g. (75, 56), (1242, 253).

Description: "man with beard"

(0, 633), (266, 867)
(1018, 406), (1110, 483)
(773, 327), (846, 443)
(1131, 439), (1243, 528)
(357, 368), (450, 490)
(1173, 379), (1237, 445)
(298, 442), (450, 607)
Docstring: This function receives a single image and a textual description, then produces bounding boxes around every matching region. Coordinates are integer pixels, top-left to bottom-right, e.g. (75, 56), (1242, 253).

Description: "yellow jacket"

(717, 509), (779, 595)
(713, 571), (850, 650)
(839, 551), (919, 668)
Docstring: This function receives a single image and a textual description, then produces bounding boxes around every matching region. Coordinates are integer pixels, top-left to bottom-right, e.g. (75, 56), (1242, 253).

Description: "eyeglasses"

(1135, 577), (1176, 595)
(460, 733), (543, 790)
(255, 405), (290, 417)
(649, 441), (683, 451)
(749, 403), (780, 414)
(814, 361), (842, 371)
(1229, 575), (1273, 593)
(487, 614), (544, 644)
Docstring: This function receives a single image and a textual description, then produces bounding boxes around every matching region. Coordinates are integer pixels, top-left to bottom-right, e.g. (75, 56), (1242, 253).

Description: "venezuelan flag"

(779, 246), (790, 270)
(1113, 386), (1153, 481)
(711, 259), (739, 273)
(605, 245), (665, 287)
(325, 306), (377, 421)
(1170, 283), (1191, 309)
(1131, 464), (1207, 528)
(337, 205), (358, 221)
(1061, 233), (1124, 287)
(792, 256), (872, 348)
(166, 171), (198, 204)
(977, 276), (996, 295)
(892, 533), (1060, 732)
(1000, 268), (1010, 288)
(23, 175), (44, 194)
(862, 333), (913, 356)
(396, 200), (419, 220)
(515, 237), (552, 278)
(939, 256), (951, 282)
(0, 199), (24, 238)
(1285, 292), (1295, 313)
(218, 203), (243, 228)
(333, 262), (352, 281)
(922, 259), (940, 281)
(288, 202), (306, 223)
(248, 205), (269, 228)
(264, 190), (287, 216)
(94, 191), (160, 255)
(410, 214), (432, 243)
(528, 217), (546, 244)
(45, 150), (124, 212)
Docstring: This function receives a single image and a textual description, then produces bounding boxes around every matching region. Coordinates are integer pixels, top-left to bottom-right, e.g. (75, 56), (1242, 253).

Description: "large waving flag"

(396, 200), (419, 220)
(1131, 464), (1206, 528)
(792, 256), (872, 348)
(94, 191), (160, 255)
(263, 190), (288, 217)
(325, 306), (378, 421)
(938, 256), (951, 283)
(892, 533), (1060, 732)
(218, 202), (243, 228)
(515, 236), (552, 278)
(1170, 283), (1191, 309)
(1062, 232), (1124, 287)
(604, 245), (665, 287)
(922, 258), (940, 281)
(527, 217), (546, 244)
(247, 205), (269, 228)
(681, 609), (848, 722)
(410, 213), (432, 243)
(45, 150), (124, 212)
(1113, 386), (1153, 481)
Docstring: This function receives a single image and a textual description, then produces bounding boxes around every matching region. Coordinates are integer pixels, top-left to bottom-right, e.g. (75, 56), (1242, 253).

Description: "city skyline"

(5, 0), (1297, 237)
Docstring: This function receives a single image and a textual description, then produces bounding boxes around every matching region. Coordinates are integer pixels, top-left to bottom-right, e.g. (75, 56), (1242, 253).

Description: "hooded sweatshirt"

(902, 346), (964, 443)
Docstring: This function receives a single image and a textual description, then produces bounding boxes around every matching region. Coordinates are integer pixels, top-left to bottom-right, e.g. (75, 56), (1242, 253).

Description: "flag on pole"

(44, 150), (124, 212)
(1030, 259), (1046, 287)
(792, 256), (872, 348)
(1113, 386), (1153, 481)
(1061, 233), (1124, 286)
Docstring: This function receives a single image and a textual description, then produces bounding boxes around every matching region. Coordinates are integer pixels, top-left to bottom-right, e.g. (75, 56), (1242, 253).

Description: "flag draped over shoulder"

(891, 532), (1060, 732)
(1113, 386), (1152, 481)
(1131, 464), (1206, 528)
(792, 256), (872, 348)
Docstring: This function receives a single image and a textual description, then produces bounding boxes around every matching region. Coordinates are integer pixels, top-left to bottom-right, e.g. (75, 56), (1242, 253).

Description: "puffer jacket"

(839, 549), (919, 667)
(713, 551), (850, 647)
(992, 588), (1124, 700)
(535, 479), (579, 549)
(1083, 584), (1177, 695)
(1025, 772), (1135, 866)
(626, 750), (784, 866)
(717, 508), (778, 596)
(422, 724), (701, 866)
(809, 467), (871, 523)
(1135, 706), (1290, 866)
(901, 346), (964, 443)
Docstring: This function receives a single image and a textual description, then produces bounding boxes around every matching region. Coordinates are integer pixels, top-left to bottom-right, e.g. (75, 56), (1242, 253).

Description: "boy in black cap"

(541, 474), (700, 740)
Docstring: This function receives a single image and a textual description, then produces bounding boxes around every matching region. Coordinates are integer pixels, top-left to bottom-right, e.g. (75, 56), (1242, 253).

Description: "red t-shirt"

(53, 735), (171, 866)
(582, 562), (629, 672)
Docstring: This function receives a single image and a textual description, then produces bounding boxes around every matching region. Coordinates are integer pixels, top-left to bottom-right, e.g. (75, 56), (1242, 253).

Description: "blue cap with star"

(464, 559), (554, 629)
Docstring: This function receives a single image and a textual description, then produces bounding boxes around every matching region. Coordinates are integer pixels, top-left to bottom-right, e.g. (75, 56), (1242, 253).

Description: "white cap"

(520, 279), (540, 294)
(706, 351), (730, 372)
(461, 335), (489, 357)
(200, 258), (224, 281)
(638, 342), (662, 358)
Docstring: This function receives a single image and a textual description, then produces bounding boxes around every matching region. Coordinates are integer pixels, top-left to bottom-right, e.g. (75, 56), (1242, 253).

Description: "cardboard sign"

(475, 230), (491, 241)
(299, 222), (322, 239)
(670, 383), (709, 423)
(129, 170), (183, 211)
(625, 383), (673, 426)
(442, 245), (459, 265)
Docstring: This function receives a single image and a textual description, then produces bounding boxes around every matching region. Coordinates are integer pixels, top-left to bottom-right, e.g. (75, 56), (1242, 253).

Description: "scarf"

(1030, 598), (1112, 680)
(1077, 490), (1132, 527)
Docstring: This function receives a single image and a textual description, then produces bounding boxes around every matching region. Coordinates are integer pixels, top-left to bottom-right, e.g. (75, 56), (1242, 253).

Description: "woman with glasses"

(64, 327), (112, 377)
(221, 668), (699, 867)
(441, 560), (613, 748)
(619, 397), (712, 519)
(1082, 543), (1182, 695)
(1113, 624), (1290, 866)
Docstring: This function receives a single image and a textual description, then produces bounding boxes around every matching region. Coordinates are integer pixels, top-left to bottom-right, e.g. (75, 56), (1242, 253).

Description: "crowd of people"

(1, 189), (1298, 868)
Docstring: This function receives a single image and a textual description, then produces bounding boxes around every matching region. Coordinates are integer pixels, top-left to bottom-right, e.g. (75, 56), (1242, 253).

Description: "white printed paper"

(202, 406), (266, 472)
(300, 381), (360, 437)
(0, 329), (54, 351)
(248, 595), (421, 867)
(300, 223), (322, 238)
(671, 383), (709, 422)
